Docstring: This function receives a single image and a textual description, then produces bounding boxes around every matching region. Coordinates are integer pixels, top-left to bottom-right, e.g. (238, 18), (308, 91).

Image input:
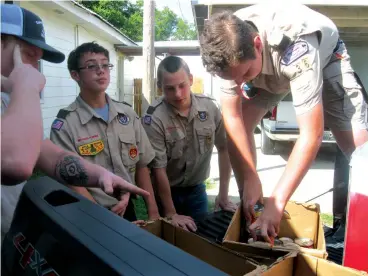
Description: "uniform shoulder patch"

(143, 114), (152, 125)
(56, 109), (70, 119)
(281, 41), (309, 66)
(51, 119), (64, 131)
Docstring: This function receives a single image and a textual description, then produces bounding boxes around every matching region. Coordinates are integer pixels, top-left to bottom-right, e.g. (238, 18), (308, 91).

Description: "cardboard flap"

(262, 257), (294, 276)
(141, 219), (262, 276)
(142, 220), (162, 237)
(316, 257), (368, 276)
(262, 254), (368, 276)
(223, 201), (327, 260)
(173, 223), (258, 276)
(162, 219), (176, 244)
(224, 207), (242, 242)
(280, 202), (319, 241)
(294, 254), (318, 276)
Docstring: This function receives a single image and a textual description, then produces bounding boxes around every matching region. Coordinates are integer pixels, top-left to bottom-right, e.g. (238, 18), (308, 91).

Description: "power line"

(177, 0), (185, 21)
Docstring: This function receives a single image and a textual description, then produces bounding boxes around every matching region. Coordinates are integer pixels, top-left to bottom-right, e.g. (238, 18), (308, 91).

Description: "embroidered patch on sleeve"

(51, 119), (64, 131)
(281, 41), (309, 66)
(288, 56), (312, 80)
(144, 115), (152, 125)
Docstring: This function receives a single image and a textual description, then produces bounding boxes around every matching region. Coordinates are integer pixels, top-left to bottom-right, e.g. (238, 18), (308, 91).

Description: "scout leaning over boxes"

(199, 3), (368, 242)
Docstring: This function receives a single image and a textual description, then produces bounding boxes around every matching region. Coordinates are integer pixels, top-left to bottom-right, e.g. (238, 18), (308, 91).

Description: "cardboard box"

(223, 201), (327, 259)
(141, 219), (267, 276)
(262, 254), (368, 276)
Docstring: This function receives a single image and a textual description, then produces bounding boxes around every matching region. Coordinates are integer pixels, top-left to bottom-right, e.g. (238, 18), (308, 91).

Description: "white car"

(257, 93), (336, 155)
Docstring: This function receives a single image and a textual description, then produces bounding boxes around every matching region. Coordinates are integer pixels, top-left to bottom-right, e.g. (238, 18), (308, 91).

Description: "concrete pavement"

(207, 134), (336, 214)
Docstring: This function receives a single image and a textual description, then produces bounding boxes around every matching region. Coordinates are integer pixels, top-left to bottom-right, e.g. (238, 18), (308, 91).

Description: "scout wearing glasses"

(142, 56), (236, 232)
(199, 3), (368, 242)
(50, 42), (159, 221)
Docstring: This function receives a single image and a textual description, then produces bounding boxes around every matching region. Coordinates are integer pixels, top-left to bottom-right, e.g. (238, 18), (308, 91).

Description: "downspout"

(74, 25), (79, 96)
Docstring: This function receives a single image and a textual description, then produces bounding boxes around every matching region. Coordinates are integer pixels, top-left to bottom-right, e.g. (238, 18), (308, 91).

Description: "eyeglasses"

(78, 63), (114, 72)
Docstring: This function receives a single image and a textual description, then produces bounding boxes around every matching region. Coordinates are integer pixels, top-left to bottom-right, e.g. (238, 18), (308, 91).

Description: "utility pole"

(142, 0), (155, 112)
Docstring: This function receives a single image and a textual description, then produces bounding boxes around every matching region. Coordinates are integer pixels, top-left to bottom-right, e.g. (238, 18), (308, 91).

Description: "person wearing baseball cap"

(1, 3), (65, 63)
(1, 4), (150, 240)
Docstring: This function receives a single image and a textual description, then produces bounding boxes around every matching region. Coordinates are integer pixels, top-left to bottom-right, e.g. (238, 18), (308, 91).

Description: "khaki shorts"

(322, 38), (367, 130)
(244, 39), (367, 131)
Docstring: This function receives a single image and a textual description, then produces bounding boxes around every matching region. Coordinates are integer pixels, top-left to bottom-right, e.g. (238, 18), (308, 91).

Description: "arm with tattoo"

(54, 155), (89, 185)
(36, 139), (149, 197)
(36, 139), (102, 187)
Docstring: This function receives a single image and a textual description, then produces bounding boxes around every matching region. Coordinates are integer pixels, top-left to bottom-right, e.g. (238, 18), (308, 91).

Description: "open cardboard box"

(263, 253), (368, 276)
(223, 201), (327, 259)
(141, 219), (274, 276)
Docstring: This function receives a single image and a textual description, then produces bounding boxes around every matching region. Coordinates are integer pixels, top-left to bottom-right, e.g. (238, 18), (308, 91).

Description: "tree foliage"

(78, 0), (197, 41)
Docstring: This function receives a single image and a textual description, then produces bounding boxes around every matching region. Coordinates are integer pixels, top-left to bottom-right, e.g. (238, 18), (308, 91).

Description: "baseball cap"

(1, 4), (65, 63)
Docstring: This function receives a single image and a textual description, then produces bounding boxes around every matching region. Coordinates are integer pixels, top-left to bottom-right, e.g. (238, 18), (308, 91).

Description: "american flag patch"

(52, 119), (64, 131)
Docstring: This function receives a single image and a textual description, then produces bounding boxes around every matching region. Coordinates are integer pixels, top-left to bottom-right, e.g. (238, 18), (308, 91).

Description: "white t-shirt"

(1, 92), (26, 238)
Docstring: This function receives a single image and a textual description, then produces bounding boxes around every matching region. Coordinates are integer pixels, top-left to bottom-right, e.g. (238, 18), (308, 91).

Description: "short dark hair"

(67, 41), (109, 71)
(157, 55), (191, 86)
(199, 11), (257, 74)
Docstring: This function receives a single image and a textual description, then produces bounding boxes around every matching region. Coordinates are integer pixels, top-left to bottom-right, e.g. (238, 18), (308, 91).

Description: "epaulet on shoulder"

(57, 102), (76, 119)
(112, 98), (132, 107)
(146, 101), (163, 115)
(194, 93), (215, 101)
(56, 109), (70, 119)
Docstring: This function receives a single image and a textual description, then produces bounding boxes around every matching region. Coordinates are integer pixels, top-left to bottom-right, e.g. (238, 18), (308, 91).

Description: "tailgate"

(275, 94), (298, 129)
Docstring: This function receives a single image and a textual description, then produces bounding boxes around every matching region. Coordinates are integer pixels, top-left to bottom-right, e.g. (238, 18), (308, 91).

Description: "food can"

(279, 237), (294, 245)
(251, 203), (264, 223)
(273, 238), (283, 246)
(294, 238), (314, 248)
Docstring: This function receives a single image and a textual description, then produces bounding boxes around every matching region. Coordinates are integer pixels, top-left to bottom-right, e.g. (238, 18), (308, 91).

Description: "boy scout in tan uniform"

(145, 94), (224, 187)
(50, 42), (159, 221)
(142, 56), (236, 232)
(200, 3), (368, 242)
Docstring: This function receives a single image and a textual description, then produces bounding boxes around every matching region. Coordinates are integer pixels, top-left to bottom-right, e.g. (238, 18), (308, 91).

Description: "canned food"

(294, 238), (314, 248)
(283, 243), (301, 251)
(279, 237), (294, 245)
(251, 203), (264, 223)
(273, 238), (283, 246)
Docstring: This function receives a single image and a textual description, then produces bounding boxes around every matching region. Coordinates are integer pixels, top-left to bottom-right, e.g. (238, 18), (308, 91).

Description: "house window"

(38, 60), (44, 103)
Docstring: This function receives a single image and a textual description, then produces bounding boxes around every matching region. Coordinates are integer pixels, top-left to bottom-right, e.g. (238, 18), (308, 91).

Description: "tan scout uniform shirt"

(50, 94), (155, 208)
(142, 93), (226, 188)
(219, 3), (340, 115)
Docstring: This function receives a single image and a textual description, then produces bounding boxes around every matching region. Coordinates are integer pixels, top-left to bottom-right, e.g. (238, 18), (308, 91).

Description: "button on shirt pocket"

(119, 133), (139, 167)
(196, 127), (214, 154)
(166, 131), (186, 160)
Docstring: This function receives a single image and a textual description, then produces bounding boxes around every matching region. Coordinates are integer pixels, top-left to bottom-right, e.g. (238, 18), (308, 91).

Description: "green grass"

(29, 169), (46, 180)
(133, 196), (149, 220)
(204, 178), (217, 190)
(321, 213), (333, 227)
